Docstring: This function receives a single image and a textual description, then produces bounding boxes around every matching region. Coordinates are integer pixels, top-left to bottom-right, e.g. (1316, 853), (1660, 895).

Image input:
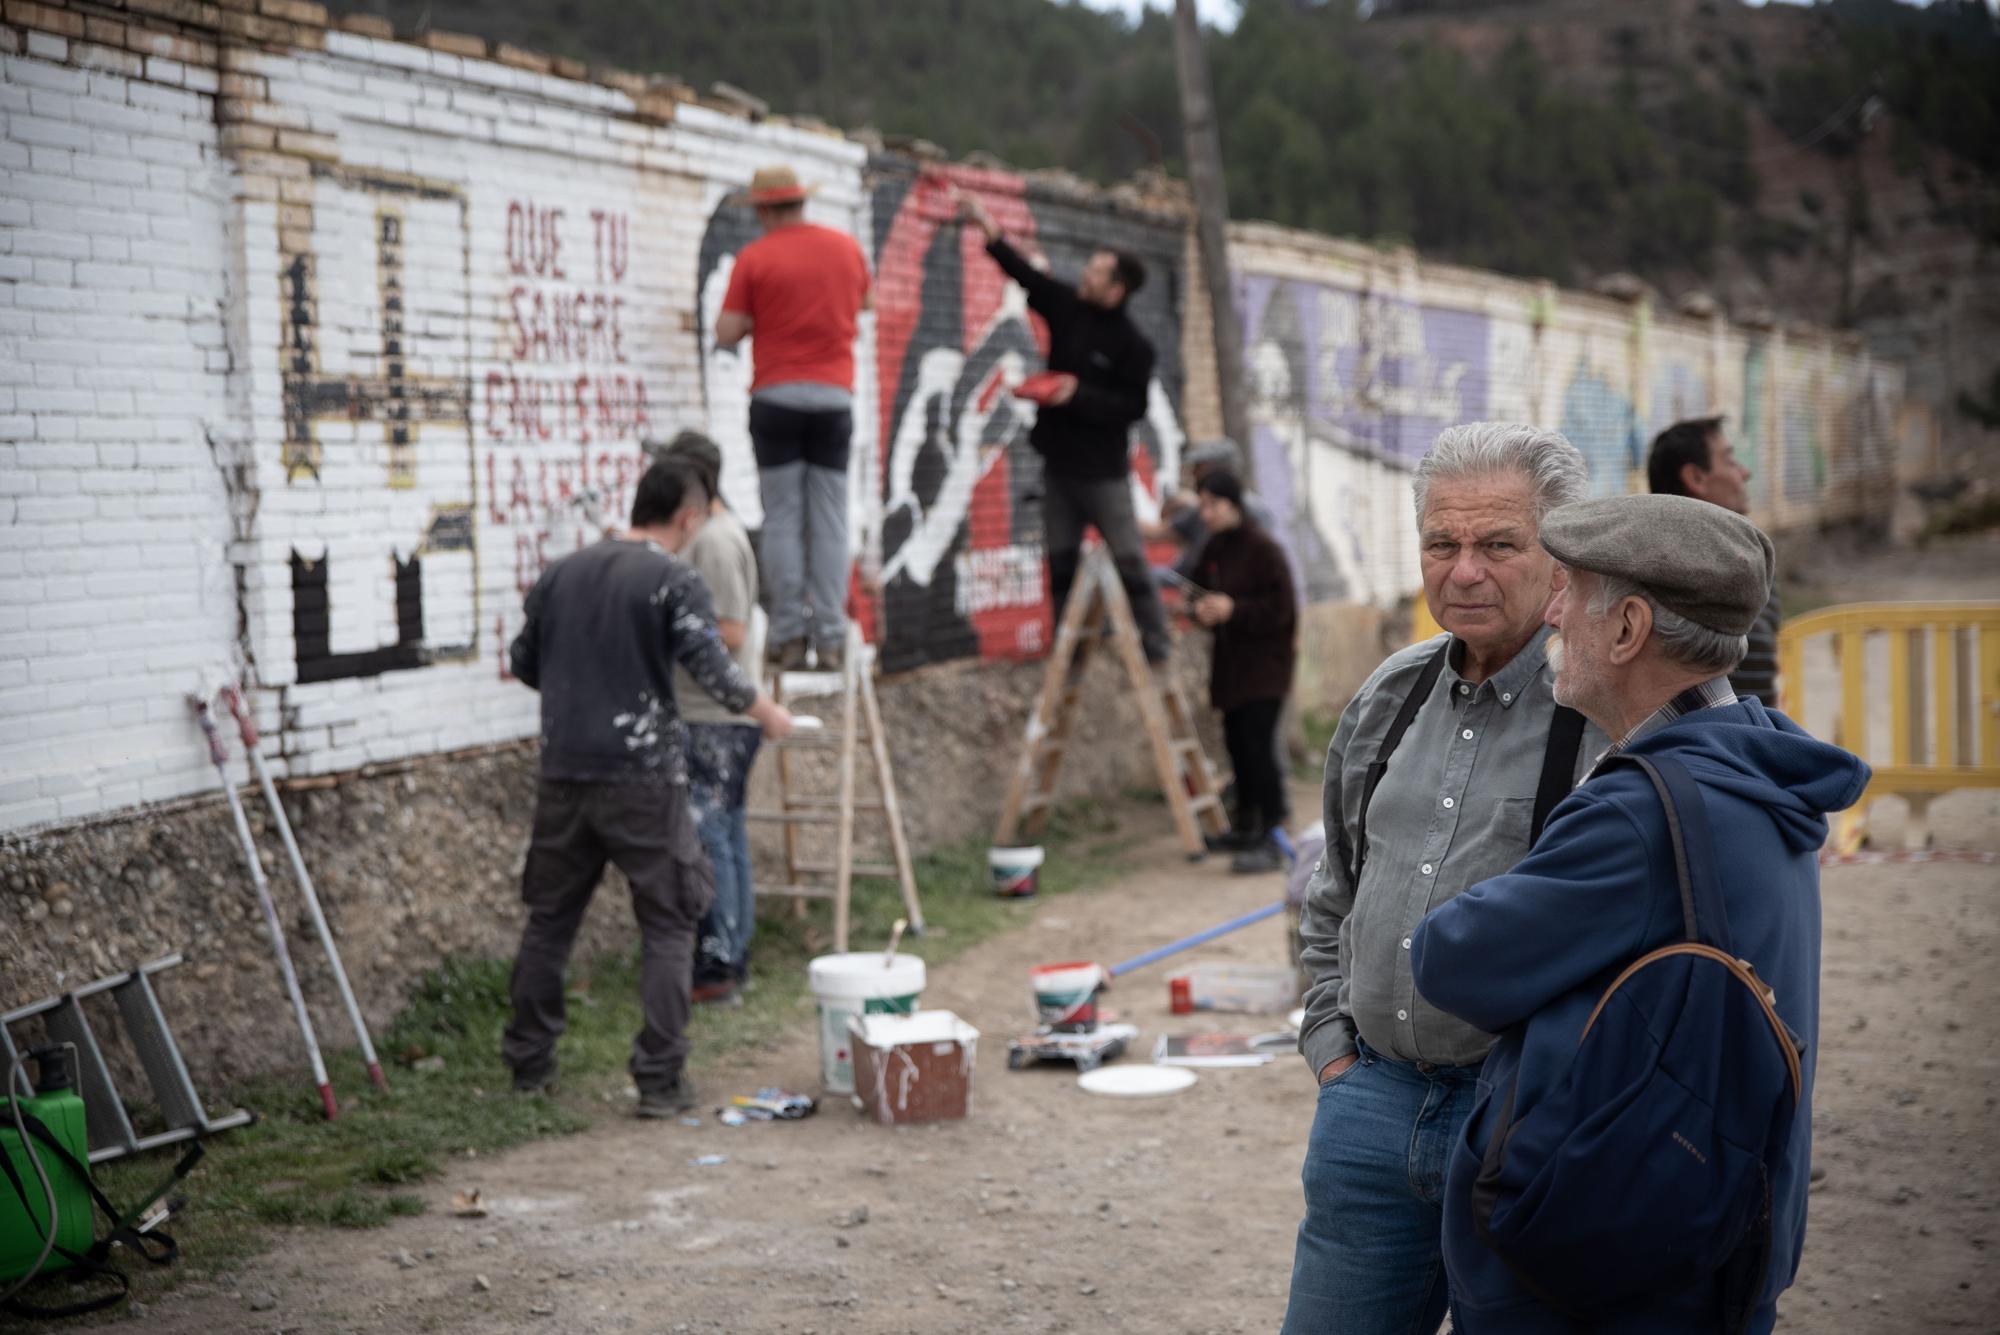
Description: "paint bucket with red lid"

(1030, 960), (1106, 1033)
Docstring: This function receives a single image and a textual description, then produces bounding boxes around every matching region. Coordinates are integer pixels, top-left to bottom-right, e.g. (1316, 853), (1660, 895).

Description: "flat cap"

(1540, 494), (1774, 636)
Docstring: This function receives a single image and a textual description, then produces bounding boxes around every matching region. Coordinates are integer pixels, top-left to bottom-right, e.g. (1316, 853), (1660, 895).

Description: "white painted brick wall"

(3, 23), (1905, 837)
(1, 49), (240, 834)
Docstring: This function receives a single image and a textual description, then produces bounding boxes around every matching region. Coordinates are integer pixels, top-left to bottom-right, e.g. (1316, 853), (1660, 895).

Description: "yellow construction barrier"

(1412, 597), (1443, 643)
(1778, 602), (2000, 851)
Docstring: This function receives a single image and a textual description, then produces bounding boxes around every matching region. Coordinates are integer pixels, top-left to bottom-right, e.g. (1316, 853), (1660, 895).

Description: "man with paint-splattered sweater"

(502, 457), (792, 1121)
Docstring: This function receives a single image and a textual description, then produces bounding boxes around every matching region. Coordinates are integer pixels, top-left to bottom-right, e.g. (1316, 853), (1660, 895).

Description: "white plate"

(1287, 1007), (1306, 1032)
(1077, 1065), (1198, 1098)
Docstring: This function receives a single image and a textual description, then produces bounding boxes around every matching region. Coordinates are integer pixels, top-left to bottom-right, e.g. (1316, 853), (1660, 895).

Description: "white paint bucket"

(807, 951), (927, 1095)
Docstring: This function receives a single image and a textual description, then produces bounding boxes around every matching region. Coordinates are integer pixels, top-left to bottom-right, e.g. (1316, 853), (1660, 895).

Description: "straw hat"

(744, 165), (815, 207)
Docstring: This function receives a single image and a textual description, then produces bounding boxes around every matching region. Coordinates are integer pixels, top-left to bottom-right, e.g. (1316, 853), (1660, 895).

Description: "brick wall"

(1, 16), (238, 832)
(0, 5), (1919, 839)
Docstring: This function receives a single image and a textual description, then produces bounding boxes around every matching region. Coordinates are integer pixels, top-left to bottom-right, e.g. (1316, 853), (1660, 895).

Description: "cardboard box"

(847, 1010), (978, 1126)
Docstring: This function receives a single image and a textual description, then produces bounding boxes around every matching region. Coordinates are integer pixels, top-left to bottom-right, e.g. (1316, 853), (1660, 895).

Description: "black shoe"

(814, 640), (844, 673)
(1204, 829), (1254, 853)
(767, 638), (808, 671)
(1230, 842), (1285, 875)
(636, 1075), (701, 1119)
(512, 1063), (558, 1096)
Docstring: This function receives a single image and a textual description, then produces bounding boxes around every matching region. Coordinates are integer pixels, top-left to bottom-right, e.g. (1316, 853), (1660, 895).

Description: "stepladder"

(748, 621), (925, 953)
(2, 955), (253, 1164)
(996, 546), (1229, 859)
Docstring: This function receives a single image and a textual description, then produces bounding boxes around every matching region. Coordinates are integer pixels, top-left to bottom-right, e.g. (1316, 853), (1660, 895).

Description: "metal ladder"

(749, 620), (926, 953)
(995, 545), (1229, 859)
(3, 955), (253, 1164)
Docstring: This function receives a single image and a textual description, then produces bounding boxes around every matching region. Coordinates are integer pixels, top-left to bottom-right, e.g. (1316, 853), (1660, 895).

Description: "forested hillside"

(330, 0), (1994, 306)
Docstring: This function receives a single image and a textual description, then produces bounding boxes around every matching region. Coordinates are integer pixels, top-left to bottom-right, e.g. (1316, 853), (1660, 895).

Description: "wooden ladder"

(749, 621), (925, 953)
(995, 546), (1228, 860)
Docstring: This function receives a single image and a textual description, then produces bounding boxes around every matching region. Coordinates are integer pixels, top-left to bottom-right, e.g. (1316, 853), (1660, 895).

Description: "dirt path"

(127, 780), (1997, 1335)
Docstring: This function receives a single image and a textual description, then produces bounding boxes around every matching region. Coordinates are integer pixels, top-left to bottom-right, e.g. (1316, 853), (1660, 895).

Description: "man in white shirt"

(661, 432), (767, 1007)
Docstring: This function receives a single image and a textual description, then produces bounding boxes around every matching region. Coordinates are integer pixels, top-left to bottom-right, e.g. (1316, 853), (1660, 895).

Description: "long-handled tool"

(220, 686), (388, 1092)
(190, 695), (337, 1120)
(1105, 900), (1286, 980)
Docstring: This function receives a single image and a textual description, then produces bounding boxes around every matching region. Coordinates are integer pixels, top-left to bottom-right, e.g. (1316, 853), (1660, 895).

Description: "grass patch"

(7, 799), (1138, 1323)
(1294, 708), (1339, 780)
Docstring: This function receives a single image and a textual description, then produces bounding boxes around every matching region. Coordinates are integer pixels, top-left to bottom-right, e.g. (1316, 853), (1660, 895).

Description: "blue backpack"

(1468, 753), (1806, 1327)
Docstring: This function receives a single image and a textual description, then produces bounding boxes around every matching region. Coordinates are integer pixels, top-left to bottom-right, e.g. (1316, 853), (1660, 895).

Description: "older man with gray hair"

(1284, 422), (1606, 1335)
(1411, 495), (1866, 1330)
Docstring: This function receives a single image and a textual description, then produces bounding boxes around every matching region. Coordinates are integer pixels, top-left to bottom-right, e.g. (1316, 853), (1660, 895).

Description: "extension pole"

(191, 694), (338, 1120)
(222, 685), (388, 1092)
(1106, 899), (1285, 979)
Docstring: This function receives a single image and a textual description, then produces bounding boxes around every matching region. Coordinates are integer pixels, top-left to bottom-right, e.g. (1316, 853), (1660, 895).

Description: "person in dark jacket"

(1411, 494), (1868, 1333)
(1647, 416), (1781, 706)
(1190, 468), (1297, 873)
(951, 184), (1173, 664)
(503, 458), (794, 1119)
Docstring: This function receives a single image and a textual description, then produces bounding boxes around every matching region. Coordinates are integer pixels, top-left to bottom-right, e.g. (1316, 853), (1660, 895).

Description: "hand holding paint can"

(1030, 960), (1106, 1033)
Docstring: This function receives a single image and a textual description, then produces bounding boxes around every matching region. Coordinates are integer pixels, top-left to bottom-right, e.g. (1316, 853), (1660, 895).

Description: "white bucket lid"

(1077, 1065), (1198, 1098)
(988, 845), (1044, 869)
(808, 951), (927, 1001)
(847, 1009), (978, 1049)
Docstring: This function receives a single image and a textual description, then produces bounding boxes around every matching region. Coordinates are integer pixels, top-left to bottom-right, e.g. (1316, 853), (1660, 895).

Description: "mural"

(1558, 359), (1641, 498)
(696, 163), (1188, 675)
(1239, 273), (1489, 605)
(276, 169), (478, 685)
(482, 193), (652, 679)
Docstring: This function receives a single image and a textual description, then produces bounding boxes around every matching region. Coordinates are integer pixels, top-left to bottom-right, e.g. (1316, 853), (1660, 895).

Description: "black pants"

(1041, 473), (1172, 662)
(501, 779), (713, 1093)
(1222, 698), (1288, 835)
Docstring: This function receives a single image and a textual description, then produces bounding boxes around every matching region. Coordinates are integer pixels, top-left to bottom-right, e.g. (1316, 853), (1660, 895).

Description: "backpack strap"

(1611, 753), (1734, 953)
(1340, 639), (1450, 885)
(1529, 706), (1586, 846)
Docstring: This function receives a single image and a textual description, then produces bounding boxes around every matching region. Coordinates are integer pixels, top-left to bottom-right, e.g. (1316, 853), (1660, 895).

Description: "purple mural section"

(1238, 272), (1490, 602)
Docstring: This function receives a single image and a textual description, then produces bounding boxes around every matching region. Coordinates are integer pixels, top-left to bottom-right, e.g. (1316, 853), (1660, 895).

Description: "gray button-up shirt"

(1297, 625), (1607, 1074)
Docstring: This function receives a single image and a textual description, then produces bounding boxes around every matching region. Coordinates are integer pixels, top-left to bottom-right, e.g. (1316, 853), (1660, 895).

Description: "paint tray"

(1005, 1022), (1138, 1073)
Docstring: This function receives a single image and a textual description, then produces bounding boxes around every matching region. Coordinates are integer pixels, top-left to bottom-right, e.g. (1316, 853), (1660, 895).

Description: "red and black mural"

(698, 160), (1187, 675)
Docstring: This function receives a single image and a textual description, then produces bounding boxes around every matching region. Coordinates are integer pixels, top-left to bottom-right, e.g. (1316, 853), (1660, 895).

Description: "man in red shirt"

(715, 165), (873, 672)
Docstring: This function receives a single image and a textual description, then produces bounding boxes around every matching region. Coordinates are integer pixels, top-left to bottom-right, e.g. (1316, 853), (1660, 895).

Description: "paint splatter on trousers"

(687, 722), (764, 986)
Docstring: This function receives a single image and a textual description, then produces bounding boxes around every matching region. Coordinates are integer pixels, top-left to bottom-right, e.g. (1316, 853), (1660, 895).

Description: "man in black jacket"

(1646, 416), (1781, 706)
(952, 186), (1173, 664)
(504, 458), (793, 1119)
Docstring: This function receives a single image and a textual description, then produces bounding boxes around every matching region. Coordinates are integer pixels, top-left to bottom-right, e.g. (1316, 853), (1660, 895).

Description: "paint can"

(1029, 960), (1106, 1033)
(808, 951), (927, 1095)
(988, 845), (1044, 898)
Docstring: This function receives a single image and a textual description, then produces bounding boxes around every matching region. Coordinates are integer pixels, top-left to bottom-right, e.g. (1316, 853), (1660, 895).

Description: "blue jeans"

(1281, 1039), (1480, 1335)
(750, 400), (851, 646)
(687, 723), (762, 985)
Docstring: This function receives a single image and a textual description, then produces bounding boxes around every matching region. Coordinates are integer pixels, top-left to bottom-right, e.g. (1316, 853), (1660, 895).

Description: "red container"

(1169, 975), (1194, 1015)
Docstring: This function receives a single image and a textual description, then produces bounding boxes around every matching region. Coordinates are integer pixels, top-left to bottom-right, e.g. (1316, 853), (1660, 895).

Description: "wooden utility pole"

(1171, 0), (1251, 475)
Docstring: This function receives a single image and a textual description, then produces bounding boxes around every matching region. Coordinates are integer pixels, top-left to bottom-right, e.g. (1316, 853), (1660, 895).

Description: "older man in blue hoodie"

(1411, 494), (1868, 1333)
